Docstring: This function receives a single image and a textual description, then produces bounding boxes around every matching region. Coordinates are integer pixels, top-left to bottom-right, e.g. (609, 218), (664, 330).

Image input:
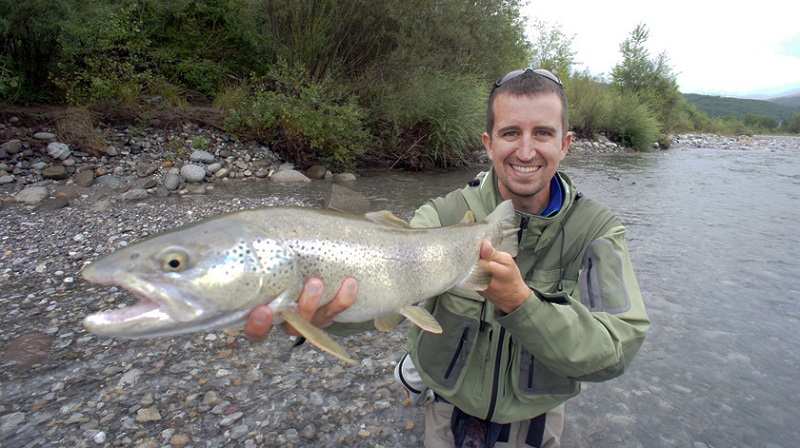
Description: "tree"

(528, 19), (577, 81)
(610, 23), (686, 133)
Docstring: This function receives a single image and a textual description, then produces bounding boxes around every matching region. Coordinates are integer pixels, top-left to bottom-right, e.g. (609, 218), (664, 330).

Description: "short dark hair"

(485, 71), (569, 138)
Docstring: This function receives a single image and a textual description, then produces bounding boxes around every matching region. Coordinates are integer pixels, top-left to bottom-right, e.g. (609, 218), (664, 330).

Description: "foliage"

(607, 23), (697, 144)
(368, 69), (486, 170)
(605, 91), (661, 151)
(528, 19), (577, 81)
(0, 0), (67, 101)
(52, 1), (155, 110)
(221, 61), (371, 171)
(564, 71), (609, 139)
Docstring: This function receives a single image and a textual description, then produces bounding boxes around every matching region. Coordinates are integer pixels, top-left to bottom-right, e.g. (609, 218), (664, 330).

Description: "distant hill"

(683, 93), (800, 121)
(770, 94), (800, 109)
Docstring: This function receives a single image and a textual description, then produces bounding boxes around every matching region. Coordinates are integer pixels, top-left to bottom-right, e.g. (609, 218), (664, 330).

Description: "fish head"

(81, 215), (296, 338)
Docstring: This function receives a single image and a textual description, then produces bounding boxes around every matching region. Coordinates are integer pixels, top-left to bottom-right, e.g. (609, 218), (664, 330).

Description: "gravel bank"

(2, 114), (797, 447)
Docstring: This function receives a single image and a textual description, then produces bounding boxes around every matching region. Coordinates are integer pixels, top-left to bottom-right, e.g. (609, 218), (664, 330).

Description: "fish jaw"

(81, 267), (228, 338)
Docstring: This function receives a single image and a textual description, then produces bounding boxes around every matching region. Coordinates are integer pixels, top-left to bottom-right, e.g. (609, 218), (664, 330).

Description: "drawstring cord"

(557, 222), (565, 292)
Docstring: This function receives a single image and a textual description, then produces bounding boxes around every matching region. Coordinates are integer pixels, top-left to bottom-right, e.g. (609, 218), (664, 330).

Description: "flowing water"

(205, 141), (800, 446)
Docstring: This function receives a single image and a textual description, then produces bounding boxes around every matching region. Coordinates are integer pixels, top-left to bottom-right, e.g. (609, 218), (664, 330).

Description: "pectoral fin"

(278, 308), (357, 365)
(455, 261), (491, 291)
(400, 306), (442, 334)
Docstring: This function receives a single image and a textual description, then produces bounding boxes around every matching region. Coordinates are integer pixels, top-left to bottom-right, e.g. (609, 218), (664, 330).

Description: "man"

(245, 68), (650, 447)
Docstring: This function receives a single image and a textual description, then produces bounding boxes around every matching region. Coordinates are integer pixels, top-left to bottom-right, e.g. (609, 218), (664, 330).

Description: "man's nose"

(516, 135), (538, 160)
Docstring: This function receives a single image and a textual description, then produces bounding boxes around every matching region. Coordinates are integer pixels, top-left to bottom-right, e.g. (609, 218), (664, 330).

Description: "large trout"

(82, 200), (518, 363)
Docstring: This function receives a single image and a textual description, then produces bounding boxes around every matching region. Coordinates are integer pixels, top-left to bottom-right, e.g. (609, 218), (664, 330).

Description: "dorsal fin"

(458, 211), (475, 225)
(364, 211), (411, 228)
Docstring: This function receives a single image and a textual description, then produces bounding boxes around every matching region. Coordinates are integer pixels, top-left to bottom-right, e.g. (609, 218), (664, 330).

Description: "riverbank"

(2, 109), (794, 209)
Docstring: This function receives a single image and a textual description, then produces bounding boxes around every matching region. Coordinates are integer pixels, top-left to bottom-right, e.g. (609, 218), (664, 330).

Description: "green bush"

(53, 3), (155, 110)
(565, 72), (609, 139)
(605, 91), (660, 151)
(221, 61), (371, 171)
(369, 69), (485, 169)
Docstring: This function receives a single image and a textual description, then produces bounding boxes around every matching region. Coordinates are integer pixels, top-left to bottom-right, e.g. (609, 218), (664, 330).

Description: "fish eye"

(162, 251), (189, 272)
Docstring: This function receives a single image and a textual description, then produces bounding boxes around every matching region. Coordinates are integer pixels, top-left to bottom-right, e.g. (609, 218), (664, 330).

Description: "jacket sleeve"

(497, 224), (650, 382)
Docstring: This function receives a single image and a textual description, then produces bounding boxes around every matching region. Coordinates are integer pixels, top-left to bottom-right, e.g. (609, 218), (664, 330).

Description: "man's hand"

(477, 241), (530, 314)
(244, 277), (358, 343)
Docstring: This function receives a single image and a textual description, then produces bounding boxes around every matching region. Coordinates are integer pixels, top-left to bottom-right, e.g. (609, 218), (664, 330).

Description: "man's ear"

(483, 132), (493, 160)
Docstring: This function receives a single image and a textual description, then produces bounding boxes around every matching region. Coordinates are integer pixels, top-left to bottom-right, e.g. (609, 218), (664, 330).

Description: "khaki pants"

(424, 401), (565, 448)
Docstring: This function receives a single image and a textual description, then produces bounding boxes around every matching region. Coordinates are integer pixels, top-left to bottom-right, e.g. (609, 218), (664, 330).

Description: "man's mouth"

(511, 164), (540, 174)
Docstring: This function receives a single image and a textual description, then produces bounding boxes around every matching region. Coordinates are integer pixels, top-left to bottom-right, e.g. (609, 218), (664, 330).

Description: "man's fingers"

(244, 305), (274, 343)
(297, 278), (324, 321)
(312, 277), (358, 327)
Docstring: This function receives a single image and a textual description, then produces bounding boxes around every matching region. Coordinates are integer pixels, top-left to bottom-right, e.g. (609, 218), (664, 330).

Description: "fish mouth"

(81, 263), (198, 338)
(82, 278), (176, 338)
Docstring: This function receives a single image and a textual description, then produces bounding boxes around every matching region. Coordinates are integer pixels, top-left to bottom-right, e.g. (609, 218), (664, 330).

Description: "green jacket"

(405, 169), (650, 423)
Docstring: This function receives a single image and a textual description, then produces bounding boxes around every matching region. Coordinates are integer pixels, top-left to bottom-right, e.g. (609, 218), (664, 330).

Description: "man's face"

(483, 92), (571, 215)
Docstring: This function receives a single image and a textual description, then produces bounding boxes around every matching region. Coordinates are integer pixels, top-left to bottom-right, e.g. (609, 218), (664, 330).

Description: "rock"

(14, 186), (49, 205)
(35, 196), (70, 211)
(333, 172), (357, 182)
(306, 164), (327, 180)
(180, 164), (206, 183)
(42, 165), (69, 180)
(190, 150), (216, 164)
(0, 175), (13, 184)
(47, 142), (71, 160)
(162, 173), (181, 190)
(136, 408), (162, 423)
(1, 139), (23, 155)
(269, 169), (311, 183)
(74, 171), (95, 187)
(122, 189), (149, 202)
(95, 175), (127, 189)
(324, 184), (370, 214)
(136, 163), (159, 178)
(33, 132), (57, 141)
(169, 434), (191, 447)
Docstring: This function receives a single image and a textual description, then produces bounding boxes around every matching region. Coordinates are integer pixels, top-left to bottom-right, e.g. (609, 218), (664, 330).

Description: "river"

(2, 141), (798, 447)
(206, 142), (800, 446)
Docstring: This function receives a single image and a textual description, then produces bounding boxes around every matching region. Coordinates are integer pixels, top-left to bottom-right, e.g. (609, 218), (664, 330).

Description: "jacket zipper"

(517, 215), (530, 251)
(485, 327), (506, 421)
(444, 327), (470, 380)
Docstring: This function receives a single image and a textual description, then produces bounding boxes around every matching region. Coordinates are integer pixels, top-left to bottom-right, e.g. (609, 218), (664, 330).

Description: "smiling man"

(245, 68), (650, 448)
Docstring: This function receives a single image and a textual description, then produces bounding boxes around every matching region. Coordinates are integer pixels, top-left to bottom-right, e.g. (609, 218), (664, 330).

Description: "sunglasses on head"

(494, 68), (563, 88)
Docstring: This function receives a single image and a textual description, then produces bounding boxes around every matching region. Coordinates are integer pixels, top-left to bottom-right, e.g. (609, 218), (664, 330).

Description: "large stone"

(324, 184), (370, 214)
(162, 173), (181, 191)
(189, 150), (216, 164)
(269, 169), (311, 183)
(180, 164), (206, 183)
(33, 132), (56, 141)
(306, 164), (328, 180)
(1, 139), (22, 155)
(74, 171), (95, 187)
(42, 165), (69, 180)
(47, 142), (71, 160)
(15, 186), (49, 205)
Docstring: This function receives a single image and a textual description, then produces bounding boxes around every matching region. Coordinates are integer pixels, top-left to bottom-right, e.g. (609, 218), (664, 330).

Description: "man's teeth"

(513, 165), (539, 173)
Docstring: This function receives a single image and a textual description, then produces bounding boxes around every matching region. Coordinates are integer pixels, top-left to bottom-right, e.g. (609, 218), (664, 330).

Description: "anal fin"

(400, 306), (442, 334)
(374, 314), (405, 332)
(278, 307), (357, 365)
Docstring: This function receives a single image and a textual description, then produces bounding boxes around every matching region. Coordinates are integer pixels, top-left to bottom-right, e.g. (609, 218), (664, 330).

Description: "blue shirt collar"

(540, 176), (563, 217)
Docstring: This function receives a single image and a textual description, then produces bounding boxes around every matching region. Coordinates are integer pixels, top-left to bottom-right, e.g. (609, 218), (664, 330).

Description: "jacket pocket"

(415, 292), (481, 391)
(516, 345), (578, 396)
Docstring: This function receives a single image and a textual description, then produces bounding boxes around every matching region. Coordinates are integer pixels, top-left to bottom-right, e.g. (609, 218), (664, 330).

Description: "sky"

(522, 1), (800, 98)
